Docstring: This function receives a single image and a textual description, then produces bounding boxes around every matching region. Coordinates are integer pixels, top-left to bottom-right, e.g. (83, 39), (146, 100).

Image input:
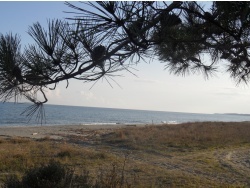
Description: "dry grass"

(1, 122), (250, 187)
(103, 122), (250, 152)
(97, 122), (250, 187)
(0, 137), (115, 182)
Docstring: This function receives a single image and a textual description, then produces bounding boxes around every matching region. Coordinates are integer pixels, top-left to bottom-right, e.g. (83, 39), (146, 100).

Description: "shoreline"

(0, 123), (149, 139)
(1, 121), (250, 140)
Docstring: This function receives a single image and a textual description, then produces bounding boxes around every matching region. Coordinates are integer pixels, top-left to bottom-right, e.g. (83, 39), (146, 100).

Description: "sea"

(1, 102), (250, 127)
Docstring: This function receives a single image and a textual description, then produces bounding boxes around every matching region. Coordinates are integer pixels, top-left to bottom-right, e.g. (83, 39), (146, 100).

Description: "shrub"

(2, 175), (22, 188)
(3, 160), (136, 188)
(3, 161), (75, 188)
(23, 161), (71, 188)
(56, 151), (72, 158)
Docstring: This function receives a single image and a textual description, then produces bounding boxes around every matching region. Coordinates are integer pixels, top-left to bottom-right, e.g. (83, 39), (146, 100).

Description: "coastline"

(0, 124), (147, 139)
(1, 121), (250, 140)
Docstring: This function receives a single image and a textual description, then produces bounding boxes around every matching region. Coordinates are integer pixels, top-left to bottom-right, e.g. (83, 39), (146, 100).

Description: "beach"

(1, 122), (250, 187)
(0, 124), (142, 139)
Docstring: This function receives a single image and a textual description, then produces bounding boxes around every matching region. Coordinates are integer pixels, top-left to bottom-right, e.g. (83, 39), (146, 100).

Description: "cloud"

(79, 90), (127, 108)
(44, 88), (62, 98)
(212, 87), (249, 97)
(55, 88), (61, 97)
(80, 91), (96, 101)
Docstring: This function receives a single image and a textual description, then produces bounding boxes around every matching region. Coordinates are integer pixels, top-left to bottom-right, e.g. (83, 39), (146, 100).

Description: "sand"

(0, 124), (143, 139)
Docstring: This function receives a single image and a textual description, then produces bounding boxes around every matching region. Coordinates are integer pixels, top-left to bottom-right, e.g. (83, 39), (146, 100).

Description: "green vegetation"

(1, 122), (250, 187)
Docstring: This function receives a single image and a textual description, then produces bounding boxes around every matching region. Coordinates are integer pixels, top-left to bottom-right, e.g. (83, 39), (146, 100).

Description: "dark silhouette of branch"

(1, 1), (250, 123)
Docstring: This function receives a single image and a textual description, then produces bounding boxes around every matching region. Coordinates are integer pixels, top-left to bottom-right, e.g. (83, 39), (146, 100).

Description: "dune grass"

(1, 122), (250, 187)
(0, 137), (113, 181)
(105, 122), (250, 151)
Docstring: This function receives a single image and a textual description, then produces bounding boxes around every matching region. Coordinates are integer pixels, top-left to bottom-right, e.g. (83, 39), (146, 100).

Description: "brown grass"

(103, 122), (250, 152)
(1, 122), (250, 187)
(0, 137), (115, 182)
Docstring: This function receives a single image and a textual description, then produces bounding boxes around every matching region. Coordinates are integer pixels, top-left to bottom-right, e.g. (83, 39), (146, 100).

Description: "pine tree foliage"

(0, 1), (250, 121)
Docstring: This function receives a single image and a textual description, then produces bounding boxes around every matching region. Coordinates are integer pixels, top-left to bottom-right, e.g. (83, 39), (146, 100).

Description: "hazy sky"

(1, 1), (250, 114)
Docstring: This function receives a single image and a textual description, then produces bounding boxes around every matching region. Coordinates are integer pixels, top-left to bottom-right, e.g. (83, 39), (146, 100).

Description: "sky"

(1, 1), (250, 114)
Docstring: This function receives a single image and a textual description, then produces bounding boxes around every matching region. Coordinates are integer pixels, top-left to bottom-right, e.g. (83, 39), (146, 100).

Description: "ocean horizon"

(1, 102), (250, 127)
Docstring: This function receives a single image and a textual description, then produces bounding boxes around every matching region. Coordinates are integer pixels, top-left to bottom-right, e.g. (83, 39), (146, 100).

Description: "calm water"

(1, 102), (250, 127)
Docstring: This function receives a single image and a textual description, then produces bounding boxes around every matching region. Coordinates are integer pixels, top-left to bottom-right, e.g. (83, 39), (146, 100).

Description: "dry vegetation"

(104, 122), (250, 150)
(1, 122), (250, 187)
